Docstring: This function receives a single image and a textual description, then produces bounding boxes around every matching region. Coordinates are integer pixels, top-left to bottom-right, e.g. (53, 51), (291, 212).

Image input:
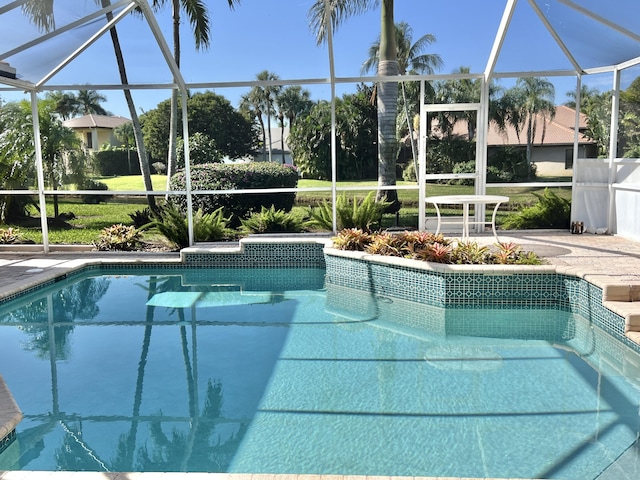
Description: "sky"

(1, 0), (640, 118)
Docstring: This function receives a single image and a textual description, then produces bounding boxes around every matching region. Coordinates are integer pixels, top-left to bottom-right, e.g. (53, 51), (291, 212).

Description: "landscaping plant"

(307, 192), (390, 232)
(502, 188), (570, 230)
(240, 205), (306, 234)
(93, 224), (144, 251)
(331, 228), (542, 265)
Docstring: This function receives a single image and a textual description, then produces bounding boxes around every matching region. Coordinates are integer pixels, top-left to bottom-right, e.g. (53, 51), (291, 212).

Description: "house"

(253, 127), (293, 165)
(62, 114), (131, 152)
(486, 105), (598, 176)
(430, 105), (598, 177)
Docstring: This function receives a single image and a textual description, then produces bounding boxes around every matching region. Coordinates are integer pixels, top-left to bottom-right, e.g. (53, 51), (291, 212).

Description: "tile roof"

(435, 105), (595, 147)
(62, 114), (130, 129)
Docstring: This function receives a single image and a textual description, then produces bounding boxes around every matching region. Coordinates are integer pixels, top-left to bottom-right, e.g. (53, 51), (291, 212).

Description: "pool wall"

(323, 247), (640, 356)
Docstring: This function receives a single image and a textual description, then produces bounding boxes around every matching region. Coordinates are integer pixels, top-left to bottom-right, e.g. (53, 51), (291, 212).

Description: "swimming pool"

(1, 263), (639, 479)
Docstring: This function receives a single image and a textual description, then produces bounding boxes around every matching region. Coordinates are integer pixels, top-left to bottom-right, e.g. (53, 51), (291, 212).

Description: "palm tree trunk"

(101, 0), (156, 210)
(166, 0), (180, 191)
(376, 0), (399, 210)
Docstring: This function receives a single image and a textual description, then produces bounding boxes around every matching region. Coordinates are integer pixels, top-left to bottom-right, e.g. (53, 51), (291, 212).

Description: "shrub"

(307, 192), (390, 232)
(79, 178), (111, 204)
(169, 162), (299, 226)
(501, 188), (570, 230)
(330, 229), (542, 265)
(93, 149), (140, 176)
(142, 204), (189, 249)
(240, 206), (306, 234)
(332, 228), (373, 251)
(193, 207), (234, 242)
(129, 208), (153, 228)
(93, 224), (144, 251)
(143, 204), (233, 249)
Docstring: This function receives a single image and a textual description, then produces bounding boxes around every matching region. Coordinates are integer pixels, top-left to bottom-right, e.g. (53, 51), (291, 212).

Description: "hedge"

(93, 149), (141, 176)
(169, 162), (299, 225)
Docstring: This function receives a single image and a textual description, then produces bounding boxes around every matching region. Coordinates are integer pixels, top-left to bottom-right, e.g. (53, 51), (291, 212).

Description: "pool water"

(0, 267), (639, 479)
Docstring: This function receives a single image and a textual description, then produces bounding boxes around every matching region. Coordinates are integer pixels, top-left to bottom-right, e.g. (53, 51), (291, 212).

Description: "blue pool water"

(0, 267), (639, 479)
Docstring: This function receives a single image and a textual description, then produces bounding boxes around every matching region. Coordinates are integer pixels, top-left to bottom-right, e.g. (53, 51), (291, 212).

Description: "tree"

(114, 122), (136, 174)
(0, 101), (38, 222)
(0, 99), (80, 219)
(100, 0), (156, 210)
(75, 89), (109, 115)
(275, 86), (313, 164)
(142, 91), (256, 164)
(502, 77), (556, 178)
(565, 84), (600, 113)
(288, 85), (378, 180)
(310, 0), (400, 210)
(240, 71), (282, 162)
(47, 91), (80, 120)
(149, 0), (240, 188)
(362, 21), (443, 175)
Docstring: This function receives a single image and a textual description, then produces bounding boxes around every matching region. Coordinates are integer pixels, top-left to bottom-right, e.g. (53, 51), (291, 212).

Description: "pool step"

(603, 283), (640, 302)
(602, 299), (640, 345)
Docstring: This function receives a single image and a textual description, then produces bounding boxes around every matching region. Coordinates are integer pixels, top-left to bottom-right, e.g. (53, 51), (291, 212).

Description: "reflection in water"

(8, 277), (110, 360)
(0, 269), (306, 472)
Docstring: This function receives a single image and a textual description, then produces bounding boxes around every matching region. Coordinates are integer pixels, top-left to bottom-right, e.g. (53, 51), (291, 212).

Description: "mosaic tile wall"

(325, 255), (565, 307)
(183, 242), (326, 268)
(324, 254), (637, 354)
(0, 429), (15, 455)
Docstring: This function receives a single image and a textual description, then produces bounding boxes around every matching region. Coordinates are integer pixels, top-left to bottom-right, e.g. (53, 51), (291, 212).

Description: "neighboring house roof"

(63, 114), (130, 129)
(266, 127), (291, 152)
(432, 105), (595, 147)
(487, 105), (593, 147)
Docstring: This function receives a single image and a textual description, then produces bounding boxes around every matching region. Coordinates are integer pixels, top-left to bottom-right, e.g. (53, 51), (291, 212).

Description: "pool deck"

(1, 230), (640, 480)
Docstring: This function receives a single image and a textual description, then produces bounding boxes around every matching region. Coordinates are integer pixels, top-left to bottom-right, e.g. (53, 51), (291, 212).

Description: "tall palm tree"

(310, 0), (400, 209)
(275, 86), (312, 164)
(76, 89), (109, 115)
(241, 71), (281, 162)
(100, 0), (156, 209)
(150, 0), (239, 187)
(47, 91), (80, 120)
(505, 77), (556, 178)
(362, 21), (443, 179)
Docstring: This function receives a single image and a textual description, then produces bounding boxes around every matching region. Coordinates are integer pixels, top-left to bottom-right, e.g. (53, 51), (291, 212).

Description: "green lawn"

(5, 176), (570, 244)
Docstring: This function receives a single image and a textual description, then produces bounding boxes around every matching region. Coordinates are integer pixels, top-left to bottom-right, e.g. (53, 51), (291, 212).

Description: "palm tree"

(100, 0), (156, 209)
(149, 0), (239, 188)
(362, 21), (443, 179)
(47, 91), (80, 120)
(565, 84), (600, 113)
(310, 0), (400, 209)
(76, 89), (108, 115)
(241, 71), (282, 162)
(275, 86), (312, 163)
(505, 77), (556, 178)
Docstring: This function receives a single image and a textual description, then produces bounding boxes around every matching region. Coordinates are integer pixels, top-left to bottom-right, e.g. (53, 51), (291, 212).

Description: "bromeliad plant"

(93, 224), (144, 251)
(331, 229), (543, 265)
(0, 227), (25, 244)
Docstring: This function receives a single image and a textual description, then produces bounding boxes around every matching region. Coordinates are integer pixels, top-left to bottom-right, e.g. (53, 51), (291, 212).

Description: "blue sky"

(1, 0), (638, 117)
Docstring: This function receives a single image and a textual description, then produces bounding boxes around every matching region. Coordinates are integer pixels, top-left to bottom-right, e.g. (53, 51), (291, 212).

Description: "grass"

(4, 175), (571, 245)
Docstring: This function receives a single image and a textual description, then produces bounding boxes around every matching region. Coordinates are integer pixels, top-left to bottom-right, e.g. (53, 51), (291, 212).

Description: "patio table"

(425, 194), (509, 241)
